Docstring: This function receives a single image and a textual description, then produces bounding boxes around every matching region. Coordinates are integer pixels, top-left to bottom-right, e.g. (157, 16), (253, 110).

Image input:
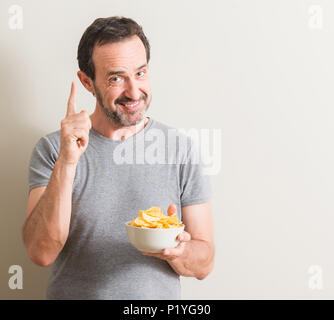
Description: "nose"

(123, 78), (142, 101)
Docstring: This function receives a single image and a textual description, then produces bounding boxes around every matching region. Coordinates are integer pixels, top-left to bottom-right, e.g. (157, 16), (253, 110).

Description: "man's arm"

(23, 159), (77, 267)
(23, 82), (92, 267)
(142, 202), (215, 280)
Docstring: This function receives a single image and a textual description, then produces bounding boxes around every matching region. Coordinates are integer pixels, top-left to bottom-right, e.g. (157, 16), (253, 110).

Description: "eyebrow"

(105, 63), (148, 78)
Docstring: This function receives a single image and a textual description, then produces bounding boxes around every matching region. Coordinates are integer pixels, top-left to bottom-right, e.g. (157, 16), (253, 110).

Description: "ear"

(77, 70), (95, 96)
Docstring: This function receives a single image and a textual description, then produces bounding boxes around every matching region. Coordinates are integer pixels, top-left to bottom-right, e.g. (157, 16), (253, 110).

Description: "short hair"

(77, 16), (150, 80)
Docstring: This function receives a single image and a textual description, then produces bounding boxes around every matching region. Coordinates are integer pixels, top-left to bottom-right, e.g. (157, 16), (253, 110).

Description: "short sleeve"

(28, 135), (59, 194)
(179, 137), (212, 207)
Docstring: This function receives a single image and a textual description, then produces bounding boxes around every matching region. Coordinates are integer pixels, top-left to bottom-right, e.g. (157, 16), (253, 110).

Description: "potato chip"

(165, 215), (179, 225)
(131, 217), (151, 228)
(130, 206), (183, 229)
(144, 206), (164, 218)
(148, 221), (163, 228)
(142, 212), (162, 223)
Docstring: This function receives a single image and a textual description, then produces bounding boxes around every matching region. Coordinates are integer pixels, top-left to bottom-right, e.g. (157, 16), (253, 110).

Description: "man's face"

(92, 35), (151, 127)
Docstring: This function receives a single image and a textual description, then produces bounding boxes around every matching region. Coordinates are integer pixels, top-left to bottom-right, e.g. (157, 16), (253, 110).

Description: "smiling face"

(91, 35), (151, 127)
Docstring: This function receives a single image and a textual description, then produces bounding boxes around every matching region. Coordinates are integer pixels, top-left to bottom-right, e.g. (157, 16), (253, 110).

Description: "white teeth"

(123, 101), (139, 107)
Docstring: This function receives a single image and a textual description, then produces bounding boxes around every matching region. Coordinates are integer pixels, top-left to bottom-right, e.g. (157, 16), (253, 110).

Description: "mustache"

(116, 93), (147, 105)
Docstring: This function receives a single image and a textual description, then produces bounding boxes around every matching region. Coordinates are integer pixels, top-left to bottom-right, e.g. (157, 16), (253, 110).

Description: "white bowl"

(125, 221), (185, 253)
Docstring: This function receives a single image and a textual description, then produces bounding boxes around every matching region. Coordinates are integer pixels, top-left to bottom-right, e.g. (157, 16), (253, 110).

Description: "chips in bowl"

(130, 206), (184, 229)
(125, 206), (185, 253)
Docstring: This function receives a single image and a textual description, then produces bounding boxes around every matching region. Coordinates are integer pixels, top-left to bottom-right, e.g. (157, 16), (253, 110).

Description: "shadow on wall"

(0, 45), (51, 299)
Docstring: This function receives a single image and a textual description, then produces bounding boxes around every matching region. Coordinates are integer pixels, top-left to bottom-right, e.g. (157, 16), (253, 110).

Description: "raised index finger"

(66, 81), (77, 117)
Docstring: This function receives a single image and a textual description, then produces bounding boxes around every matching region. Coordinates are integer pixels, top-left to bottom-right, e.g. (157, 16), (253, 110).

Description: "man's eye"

(110, 76), (122, 82)
(137, 70), (145, 77)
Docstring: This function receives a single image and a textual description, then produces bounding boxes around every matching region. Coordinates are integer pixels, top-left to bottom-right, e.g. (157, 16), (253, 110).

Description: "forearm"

(23, 158), (77, 266)
(167, 239), (214, 280)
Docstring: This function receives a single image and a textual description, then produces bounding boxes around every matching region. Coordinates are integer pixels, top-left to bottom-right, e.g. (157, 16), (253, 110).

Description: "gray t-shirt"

(28, 116), (212, 300)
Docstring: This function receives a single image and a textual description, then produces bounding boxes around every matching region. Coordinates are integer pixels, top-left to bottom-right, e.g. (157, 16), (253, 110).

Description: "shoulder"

(35, 129), (61, 154)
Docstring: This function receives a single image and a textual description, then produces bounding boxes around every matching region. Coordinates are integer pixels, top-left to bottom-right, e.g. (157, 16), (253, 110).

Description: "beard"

(93, 82), (150, 128)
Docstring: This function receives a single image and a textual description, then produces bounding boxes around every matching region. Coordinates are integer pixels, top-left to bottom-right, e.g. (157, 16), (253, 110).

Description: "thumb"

(167, 204), (177, 216)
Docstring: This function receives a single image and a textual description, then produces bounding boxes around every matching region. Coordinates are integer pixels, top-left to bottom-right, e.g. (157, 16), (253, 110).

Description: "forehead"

(92, 35), (147, 74)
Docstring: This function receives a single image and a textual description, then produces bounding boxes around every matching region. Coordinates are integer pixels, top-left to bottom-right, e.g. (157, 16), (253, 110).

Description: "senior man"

(23, 16), (214, 299)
